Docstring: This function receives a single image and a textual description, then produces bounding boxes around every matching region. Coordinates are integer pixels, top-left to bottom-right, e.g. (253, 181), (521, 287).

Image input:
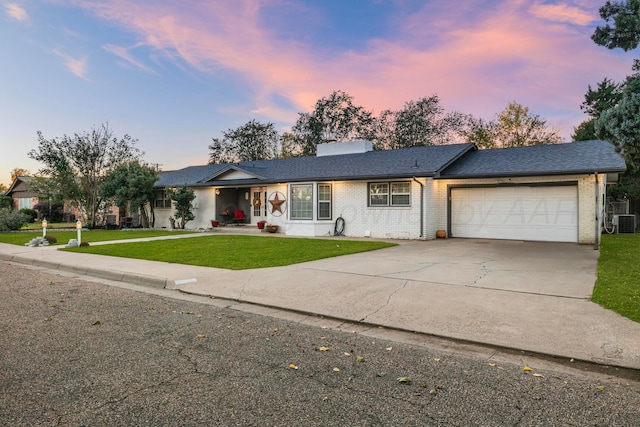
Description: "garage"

(450, 185), (578, 242)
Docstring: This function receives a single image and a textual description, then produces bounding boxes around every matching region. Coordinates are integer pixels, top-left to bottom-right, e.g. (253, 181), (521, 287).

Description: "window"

(391, 182), (411, 206)
(18, 197), (32, 210)
(369, 181), (411, 207)
(369, 183), (389, 206)
(290, 184), (313, 220)
(317, 183), (332, 220)
(154, 190), (172, 209)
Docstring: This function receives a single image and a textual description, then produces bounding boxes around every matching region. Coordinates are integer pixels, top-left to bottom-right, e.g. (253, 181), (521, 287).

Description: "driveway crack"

(359, 280), (408, 322)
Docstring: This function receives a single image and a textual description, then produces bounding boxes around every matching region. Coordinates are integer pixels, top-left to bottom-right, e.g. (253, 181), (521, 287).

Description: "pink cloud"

(69, 0), (633, 139)
(52, 48), (90, 80)
(3, 2), (28, 22)
(529, 2), (595, 26)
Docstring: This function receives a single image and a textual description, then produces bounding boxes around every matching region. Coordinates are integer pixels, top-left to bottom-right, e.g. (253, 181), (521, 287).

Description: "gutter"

(594, 172), (599, 250)
(412, 177), (424, 238)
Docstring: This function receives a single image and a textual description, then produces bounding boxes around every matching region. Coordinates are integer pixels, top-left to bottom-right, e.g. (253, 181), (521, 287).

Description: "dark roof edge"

(433, 143), (477, 177)
(198, 165), (266, 183)
(436, 167), (627, 180)
(154, 173), (439, 188)
(4, 176), (32, 195)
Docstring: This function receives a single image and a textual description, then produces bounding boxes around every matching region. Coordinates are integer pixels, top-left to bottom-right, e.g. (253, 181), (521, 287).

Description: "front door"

(251, 188), (267, 224)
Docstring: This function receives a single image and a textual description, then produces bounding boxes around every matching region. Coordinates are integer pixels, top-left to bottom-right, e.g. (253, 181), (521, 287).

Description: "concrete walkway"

(1, 233), (638, 370)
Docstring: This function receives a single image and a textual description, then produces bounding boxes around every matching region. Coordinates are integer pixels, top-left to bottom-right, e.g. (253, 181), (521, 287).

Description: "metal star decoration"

(269, 192), (285, 214)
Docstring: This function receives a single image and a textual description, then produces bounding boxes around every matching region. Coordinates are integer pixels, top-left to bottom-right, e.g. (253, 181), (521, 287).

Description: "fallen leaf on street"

(523, 366), (533, 371)
(356, 356), (365, 362)
(289, 363), (299, 370)
(333, 367), (340, 372)
(533, 373), (544, 378)
(318, 346), (330, 351)
(397, 377), (412, 384)
(196, 334), (206, 339)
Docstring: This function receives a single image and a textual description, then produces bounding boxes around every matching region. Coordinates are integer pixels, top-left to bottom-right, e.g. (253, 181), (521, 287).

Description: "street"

(1, 262), (638, 426)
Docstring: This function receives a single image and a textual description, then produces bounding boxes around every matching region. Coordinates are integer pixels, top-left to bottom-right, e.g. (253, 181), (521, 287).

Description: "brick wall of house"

(330, 179), (425, 240)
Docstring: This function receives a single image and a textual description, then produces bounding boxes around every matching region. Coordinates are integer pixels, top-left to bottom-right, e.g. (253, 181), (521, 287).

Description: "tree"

(493, 102), (562, 147)
(100, 162), (159, 227)
(291, 90), (374, 155)
(581, 78), (623, 117)
(10, 168), (29, 182)
(595, 72), (640, 163)
(28, 123), (142, 228)
(372, 95), (467, 150)
(279, 132), (303, 158)
(462, 102), (562, 148)
(167, 185), (195, 229)
(592, 0), (640, 51)
(0, 183), (7, 193)
(571, 119), (598, 141)
(461, 116), (499, 149)
(209, 120), (279, 164)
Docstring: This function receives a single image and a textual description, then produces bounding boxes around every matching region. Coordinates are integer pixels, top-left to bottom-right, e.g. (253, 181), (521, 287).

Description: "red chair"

(233, 209), (246, 224)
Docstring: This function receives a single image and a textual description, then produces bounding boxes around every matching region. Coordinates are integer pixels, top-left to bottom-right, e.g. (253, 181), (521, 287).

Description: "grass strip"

(65, 235), (396, 270)
(592, 233), (640, 323)
(0, 230), (196, 246)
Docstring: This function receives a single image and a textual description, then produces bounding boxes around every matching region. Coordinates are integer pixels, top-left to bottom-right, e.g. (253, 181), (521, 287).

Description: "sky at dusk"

(1, 0), (637, 186)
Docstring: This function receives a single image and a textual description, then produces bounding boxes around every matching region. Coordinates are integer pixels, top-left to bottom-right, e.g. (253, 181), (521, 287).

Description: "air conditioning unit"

(613, 214), (636, 234)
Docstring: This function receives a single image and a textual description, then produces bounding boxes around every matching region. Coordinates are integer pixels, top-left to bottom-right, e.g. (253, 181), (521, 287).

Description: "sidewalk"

(1, 235), (638, 370)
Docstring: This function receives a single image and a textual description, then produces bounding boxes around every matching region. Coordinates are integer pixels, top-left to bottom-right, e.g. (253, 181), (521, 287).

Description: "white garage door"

(450, 186), (578, 242)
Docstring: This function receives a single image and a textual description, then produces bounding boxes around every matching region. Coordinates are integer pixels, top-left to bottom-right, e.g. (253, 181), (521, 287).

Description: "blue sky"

(1, 0), (636, 186)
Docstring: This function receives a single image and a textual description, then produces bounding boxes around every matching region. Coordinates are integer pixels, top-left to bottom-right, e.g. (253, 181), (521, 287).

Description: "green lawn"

(64, 235), (397, 270)
(0, 229), (196, 246)
(593, 233), (640, 323)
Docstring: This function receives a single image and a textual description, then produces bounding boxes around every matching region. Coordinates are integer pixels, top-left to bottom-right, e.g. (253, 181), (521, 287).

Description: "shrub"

(0, 208), (28, 231)
(0, 195), (12, 210)
(33, 202), (64, 223)
(19, 208), (37, 223)
(44, 235), (57, 244)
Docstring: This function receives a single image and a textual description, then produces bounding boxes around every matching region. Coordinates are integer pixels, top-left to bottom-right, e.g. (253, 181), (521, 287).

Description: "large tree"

(595, 68), (640, 163)
(372, 95), (467, 150)
(592, 0), (640, 51)
(209, 120), (278, 164)
(28, 123), (142, 228)
(462, 102), (562, 148)
(100, 161), (158, 227)
(291, 90), (374, 155)
(587, 0), (640, 206)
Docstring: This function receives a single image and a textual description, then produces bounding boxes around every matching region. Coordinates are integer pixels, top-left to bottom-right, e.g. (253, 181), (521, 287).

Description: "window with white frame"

(368, 181), (411, 207)
(18, 197), (32, 210)
(290, 184), (313, 220)
(317, 183), (332, 220)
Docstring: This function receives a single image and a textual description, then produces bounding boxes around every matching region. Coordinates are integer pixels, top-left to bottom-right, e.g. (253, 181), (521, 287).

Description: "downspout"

(594, 172), (599, 250)
(412, 177), (424, 238)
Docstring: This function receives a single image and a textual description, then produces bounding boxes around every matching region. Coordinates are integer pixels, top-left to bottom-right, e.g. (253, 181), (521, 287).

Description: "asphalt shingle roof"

(156, 140), (626, 188)
(439, 140), (626, 178)
(156, 143), (476, 187)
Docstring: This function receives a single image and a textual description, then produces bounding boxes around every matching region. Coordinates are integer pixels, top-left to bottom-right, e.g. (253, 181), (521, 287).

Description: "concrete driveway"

(173, 238), (638, 369)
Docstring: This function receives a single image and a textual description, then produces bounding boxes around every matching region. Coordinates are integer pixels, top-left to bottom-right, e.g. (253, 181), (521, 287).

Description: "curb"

(2, 253), (168, 289)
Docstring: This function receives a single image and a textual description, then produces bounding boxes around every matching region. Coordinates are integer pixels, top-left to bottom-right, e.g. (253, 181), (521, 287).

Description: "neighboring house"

(154, 140), (626, 245)
(4, 176), (37, 210)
